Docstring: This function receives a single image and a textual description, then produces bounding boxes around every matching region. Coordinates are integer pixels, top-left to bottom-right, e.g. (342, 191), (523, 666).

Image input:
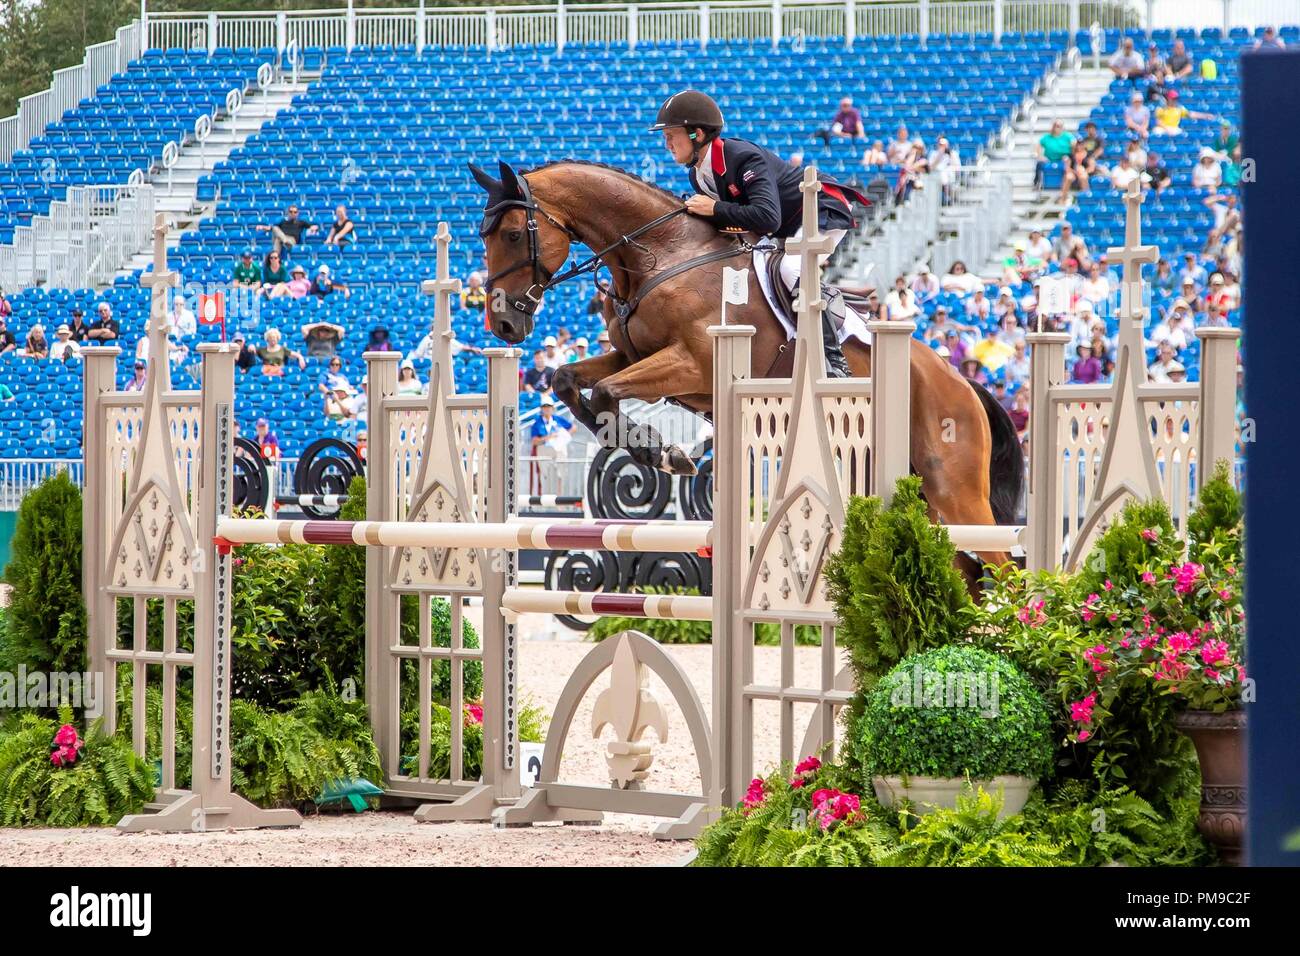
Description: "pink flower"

(1070, 693), (1097, 724)
(1018, 600), (1047, 626)
(1218, 589), (1232, 601)
(1077, 730), (1092, 742)
(1167, 632), (1196, 656)
(1171, 562), (1204, 595)
(54, 724), (79, 748)
(1081, 609), (1096, 623)
(1120, 639), (1131, 649)
(1141, 528), (1159, 542)
(1200, 640), (1229, 667)
(465, 703), (484, 725)
(810, 788), (861, 829)
(794, 755), (822, 775)
(1104, 580), (1114, 591)
(1141, 571), (1157, 585)
(1139, 635), (1158, 650)
(50, 750), (65, 767)
(1204, 668), (1219, 680)
(743, 778), (767, 812)
(790, 777), (807, 788)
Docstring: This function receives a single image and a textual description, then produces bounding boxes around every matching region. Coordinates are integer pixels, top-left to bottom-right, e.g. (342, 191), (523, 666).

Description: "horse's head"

(470, 161), (573, 345)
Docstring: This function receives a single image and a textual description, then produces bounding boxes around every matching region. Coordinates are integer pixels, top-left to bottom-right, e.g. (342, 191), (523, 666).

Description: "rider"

(650, 89), (868, 377)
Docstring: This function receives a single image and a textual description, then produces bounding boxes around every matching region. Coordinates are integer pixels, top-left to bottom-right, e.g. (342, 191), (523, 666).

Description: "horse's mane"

(523, 159), (684, 207)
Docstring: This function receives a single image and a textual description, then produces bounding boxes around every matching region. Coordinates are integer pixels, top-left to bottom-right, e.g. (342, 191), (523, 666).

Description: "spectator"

(530, 395), (575, 485)
(555, 328), (573, 362)
(1008, 388), (1030, 437)
(885, 125), (912, 164)
(1165, 39), (1194, 80)
(940, 259), (982, 295)
(0, 315), (17, 354)
(522, 349), (555, 393)
(1254, 26), (1286, 50)
(324, 204), (355, 246)
(233, 250), (261, 289)
(460, 272), (488, 312)
(568, 337), (589, 364)
(1110, 155), (1140, 191)
(124, 359), (147, 391)
(233, 331), (258, 373)
(1179, 278), (1206, 316)
(1147, 341), (1180, 382)
(991, 379), (1014, 412)
(324, 382), (359, 424)
(1166, 360), (1187, 383)
(1212, 120), (1239, 156)
(1192, 148), (1223, 190)
(965, 287), (991, 323)
(1220, 143), (1244, 187)
(1109, 37), (1145, 81)
(926, 305), (979, 343)
(1066, 302), (1099, 348)
(1050, 223), (1090, 270)
(256, 327), (306, 375)
(972, 325), (1013, 372)
(1124, 93), (1151, 140)
(23, 324), (48, 359)
(1142, 151), (1172, 193)
(0, 381), (14, 402)
(1005, 339), (1030, 387)
(1078, 120), (1106, 169)
(1034, 119), (1074, 189)
(1058, 141), (1094, 202)
(1202, 303), (1231, 328)
(1153, 258), (1177, 295)
(884, 275), (921, 321)
(894, 139), (929, 203)
(1179, 252), (1208, 290)
(943, 328), (967, 367)
(1165, 298), (1197, 335)
(1203, 192), (1242, 257)
(318, 356), (348, 395)
(1058, 257), (1086, 304)
(353, 376), (368, 425)
(254, 418), (281, 461)
(1209, 271), (1241, 312)
(862, 139), (888, 167)
(170, 293), (197, 339)
(541, 335), (563, 370)
(1026, 229), (1052, 263)
(49, 324), (81, 362)
(1124, 137), (1148, 171)
(928, 136), (962, 203)
(367, 327), (395, 352)
(283, 264), (312, 299)
(1153, 89), (1213, 137)
(66, 307), (90, 342)
(1143, 42), (1167, 85)
(87, 302), (119, 343)
(396, 359), (424, 396)
(910, 264), (940, 303)
(0, 289), (9, 319)
(995, 311), (1024, 348)
(788, 150), (804, 168)
(302, 320), (345, 358)
(255, 204), (318, 256)
(310, 264), (350, 299)
(262, 251), (291, 296)
(1070, 343), (1103, 384)
(595, 329), (612, 355)
(586, 288), (609, 316)
(959, 356), (987, 386)
(815, 97), (867, 144)
(1080, 261), (1111, 309)
(1149, 310), (1189, 352)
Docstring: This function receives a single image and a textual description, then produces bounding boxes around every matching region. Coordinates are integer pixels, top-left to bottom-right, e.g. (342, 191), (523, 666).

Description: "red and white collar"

(710, 137), (727, 175)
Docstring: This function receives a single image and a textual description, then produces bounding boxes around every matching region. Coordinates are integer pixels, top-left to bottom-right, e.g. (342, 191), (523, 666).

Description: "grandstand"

(0, 3), (1272, 469)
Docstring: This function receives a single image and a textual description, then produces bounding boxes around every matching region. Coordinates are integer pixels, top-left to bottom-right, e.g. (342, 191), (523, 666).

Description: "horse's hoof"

(660, 445), (698, 476)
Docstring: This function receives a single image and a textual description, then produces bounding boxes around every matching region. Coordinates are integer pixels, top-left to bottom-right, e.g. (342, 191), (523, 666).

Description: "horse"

(469, 160), (1024, 573)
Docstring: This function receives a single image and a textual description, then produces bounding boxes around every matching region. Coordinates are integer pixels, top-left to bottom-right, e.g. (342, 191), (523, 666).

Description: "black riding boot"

(821, 311), (851, 378)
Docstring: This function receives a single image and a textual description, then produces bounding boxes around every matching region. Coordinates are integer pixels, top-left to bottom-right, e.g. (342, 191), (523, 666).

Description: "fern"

(878, 788), (1066, 867)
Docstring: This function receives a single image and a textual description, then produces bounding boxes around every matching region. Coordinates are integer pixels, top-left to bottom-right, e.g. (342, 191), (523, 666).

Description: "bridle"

(480, 172), (751, 329)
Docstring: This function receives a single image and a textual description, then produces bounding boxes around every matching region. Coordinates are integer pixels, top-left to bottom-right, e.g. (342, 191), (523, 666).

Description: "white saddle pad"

(752, 247), (872, 347)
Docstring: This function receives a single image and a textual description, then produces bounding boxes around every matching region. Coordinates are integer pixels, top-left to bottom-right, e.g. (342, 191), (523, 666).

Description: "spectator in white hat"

(311, 263), (351, 298)
(910, 263), (940, 304)
(396, 358), (425, 396)
(49, 323), (81, 362)
(1192, 147), (1223, 191)
(541, 334), (563, 369)
(594, 329), (612, 355)
(530, 394), (575, 491)
(566, 336), (590, 364)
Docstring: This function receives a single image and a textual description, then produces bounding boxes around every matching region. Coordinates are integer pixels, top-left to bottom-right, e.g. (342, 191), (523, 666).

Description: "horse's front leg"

(550, 350), (631, 439)
(583, 343), (702, 476)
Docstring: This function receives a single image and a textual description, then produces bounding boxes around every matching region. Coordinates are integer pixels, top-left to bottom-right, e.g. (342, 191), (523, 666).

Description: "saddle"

(761, 239), (855, 338)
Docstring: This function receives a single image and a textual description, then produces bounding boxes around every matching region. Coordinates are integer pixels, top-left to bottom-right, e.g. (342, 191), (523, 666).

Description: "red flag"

(198, 292), (226, 342)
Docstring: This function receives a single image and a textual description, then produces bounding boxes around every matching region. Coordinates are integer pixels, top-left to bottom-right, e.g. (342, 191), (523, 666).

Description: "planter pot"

(872, 775), (1037, 819)
(1176, 709), (1247, 866)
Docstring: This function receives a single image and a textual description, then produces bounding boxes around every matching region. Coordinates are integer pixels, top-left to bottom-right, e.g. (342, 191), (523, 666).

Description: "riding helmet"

(649, 90), (725, 135)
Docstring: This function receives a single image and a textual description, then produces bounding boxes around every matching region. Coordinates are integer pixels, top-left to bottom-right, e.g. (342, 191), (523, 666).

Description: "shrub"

(876, 787), (1065, 867)
(0, 471), (87, 678)
(824, 478), (976, 752)
(859, 645), (1054, 782)
(400, 698), (546, 782)
(0, 708), (154, 826)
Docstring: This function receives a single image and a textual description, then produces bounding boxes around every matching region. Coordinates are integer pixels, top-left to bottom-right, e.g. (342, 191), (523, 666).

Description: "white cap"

(543, 335), (557, 347)
(317, 264), (331, 276)
(575, 337), (588, 347)
(539, 395), (555, 407)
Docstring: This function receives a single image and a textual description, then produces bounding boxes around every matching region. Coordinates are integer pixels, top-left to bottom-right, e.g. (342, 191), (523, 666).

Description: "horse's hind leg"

(583, 344), (704, 476)
(550, 350), (631, 439)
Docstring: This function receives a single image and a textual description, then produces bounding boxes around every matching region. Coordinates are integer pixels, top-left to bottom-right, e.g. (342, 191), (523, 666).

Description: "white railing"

(0, 460), (85, 511)
(0, 184), (154, 293)
(0, 21), (141, 162)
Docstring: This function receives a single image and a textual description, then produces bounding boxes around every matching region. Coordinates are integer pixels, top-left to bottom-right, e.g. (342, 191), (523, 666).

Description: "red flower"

(794, 755), (822, 775)
(465, 703), (484, 725)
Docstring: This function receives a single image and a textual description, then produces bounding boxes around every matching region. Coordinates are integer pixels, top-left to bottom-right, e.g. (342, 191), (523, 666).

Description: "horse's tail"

(970, 380), (1024, 525)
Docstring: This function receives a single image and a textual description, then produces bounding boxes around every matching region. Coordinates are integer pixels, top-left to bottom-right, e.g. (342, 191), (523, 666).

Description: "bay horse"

(469, 160), (1023, 570)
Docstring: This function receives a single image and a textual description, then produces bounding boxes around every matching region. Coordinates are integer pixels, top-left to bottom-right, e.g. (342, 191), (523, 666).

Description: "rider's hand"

(685, 195), (716, 217)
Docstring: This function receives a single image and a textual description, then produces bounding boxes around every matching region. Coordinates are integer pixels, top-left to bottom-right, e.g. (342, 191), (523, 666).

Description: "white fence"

(0, 184), (154, 293)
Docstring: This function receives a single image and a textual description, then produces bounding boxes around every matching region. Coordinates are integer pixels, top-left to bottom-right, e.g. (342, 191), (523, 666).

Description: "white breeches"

(778, 226), (848, 294)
